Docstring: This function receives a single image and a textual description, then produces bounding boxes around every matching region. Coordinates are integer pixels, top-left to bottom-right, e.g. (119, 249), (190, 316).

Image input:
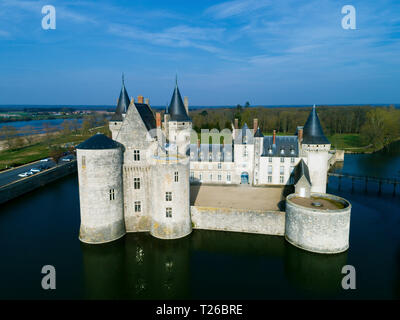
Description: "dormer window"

(290, 148), (295, 155)
(268, 148), (272, 154)
(280, 149), (284, 155)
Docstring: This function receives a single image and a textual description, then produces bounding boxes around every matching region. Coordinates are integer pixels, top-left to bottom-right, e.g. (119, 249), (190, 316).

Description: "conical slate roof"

(111, 74), (131, 121)
(293, 159), (311, 185)
(302, 105), (330, 144)
(254, 127), (264, 138)
(76, 133), (120, 150)
(168, 80), (191, 122)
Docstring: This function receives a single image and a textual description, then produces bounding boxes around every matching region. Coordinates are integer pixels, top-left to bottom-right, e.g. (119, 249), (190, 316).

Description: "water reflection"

(81, 230), (348, 299)
(81, 233), (190, 299)
(284, 241), (348, 296)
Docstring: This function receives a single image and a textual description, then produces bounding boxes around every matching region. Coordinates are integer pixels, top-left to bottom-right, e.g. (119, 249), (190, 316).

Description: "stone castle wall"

(190, 206), (285, 236)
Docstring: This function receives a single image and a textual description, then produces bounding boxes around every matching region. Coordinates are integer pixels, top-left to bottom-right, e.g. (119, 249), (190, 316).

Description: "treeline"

(188, 104), (400, 150)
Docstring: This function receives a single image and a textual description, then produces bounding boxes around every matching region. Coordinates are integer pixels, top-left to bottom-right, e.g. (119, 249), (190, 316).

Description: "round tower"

(149, 156), (191, 239)
(76, 133), (125, 244)
(301, 105), (331, 193)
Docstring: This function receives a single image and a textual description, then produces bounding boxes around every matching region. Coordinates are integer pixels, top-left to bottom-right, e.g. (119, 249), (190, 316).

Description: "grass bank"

(0, 127), (108, 171)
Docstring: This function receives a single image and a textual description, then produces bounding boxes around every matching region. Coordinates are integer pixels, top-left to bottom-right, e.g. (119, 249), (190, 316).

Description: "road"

(0, 159), (56, 187)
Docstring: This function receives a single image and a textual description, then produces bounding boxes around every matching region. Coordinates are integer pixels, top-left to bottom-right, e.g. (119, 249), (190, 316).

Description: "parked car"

(30, 168), (41, 173)
(18, 173), (28, 178)
(26, 171), (33, 176)
(40, 158), (50, 162)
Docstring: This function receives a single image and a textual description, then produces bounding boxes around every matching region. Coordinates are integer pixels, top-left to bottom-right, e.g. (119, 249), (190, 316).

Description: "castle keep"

(76, 77), (351, 254)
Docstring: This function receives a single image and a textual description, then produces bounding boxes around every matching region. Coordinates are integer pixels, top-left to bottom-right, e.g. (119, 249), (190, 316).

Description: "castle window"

(268, 176), (272, 183)
(268, 148), (272, 154)
(290, 149), (295, 155)
(280, 157), (284, 163)
(209, 174), (212, 181)
(291, 157), (295, 163)
(268, 165), (272, 174)
(82, 156), (86, 169)
(166, 192), (172, 201)
(109, 189), (115, 201)
(269, 157), (272, 163)
(134, 150), (140, 161)
(243, 147), (248, 157)
(280, 166), (284, 175)
(280, 176), (284, 184)
(190, 171), (194, 181)
(134, 201), (141, 213)
(218, 162), (222, 169)
(166, 207), (172, 218)
(227, 173), (231, 182)
(174, 171), (178, 182)
(199, 173), (202, 181)
(281, 149), (284, 155)
(134, 178), (140, 189)
(218, 174), (222, 181)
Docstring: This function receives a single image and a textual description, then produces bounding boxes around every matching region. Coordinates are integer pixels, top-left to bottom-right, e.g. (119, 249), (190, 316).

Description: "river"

(0, 152), (399, 299)
(0, 119), (83, 136)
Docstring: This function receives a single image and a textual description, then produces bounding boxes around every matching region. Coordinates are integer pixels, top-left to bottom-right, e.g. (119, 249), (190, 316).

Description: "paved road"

(0, 159), (56, 187)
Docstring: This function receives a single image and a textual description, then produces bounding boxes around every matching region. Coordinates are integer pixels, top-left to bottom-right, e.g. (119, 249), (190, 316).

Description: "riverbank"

(0, 126), (108, 171)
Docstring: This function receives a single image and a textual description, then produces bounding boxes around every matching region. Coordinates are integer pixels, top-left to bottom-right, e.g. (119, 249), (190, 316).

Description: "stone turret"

(76, 133), (125, 244)
(301, 105), (331, 193)
(167, 77), (192, 150)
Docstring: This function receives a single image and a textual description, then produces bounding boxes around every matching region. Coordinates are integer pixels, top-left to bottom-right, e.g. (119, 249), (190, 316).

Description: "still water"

(0, 119), (83, 135)
(0, 153), (399, 299)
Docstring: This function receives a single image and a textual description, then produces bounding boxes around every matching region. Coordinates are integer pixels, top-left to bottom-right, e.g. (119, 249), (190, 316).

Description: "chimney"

(273, 130), (276, 145)
(137, 95), (144, 104)
(184, 96), (189, 114)
(253, 118), (258, 134)
(156, 112), (161, 128)
(234, 118), (239, 129)
(298, 127), (303, 143)
(145, 98), (150, 106)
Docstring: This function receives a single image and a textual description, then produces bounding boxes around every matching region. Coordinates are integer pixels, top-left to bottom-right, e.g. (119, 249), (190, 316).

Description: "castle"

(76, 76), (351, 254)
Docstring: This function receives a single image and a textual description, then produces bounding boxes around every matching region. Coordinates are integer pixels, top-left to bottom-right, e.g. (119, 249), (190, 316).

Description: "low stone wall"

(190, 206), (285, 236)
(0, 161), (77, 204)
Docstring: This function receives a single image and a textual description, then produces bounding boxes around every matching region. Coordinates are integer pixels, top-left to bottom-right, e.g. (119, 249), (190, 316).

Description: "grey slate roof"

(168, 82), (191, 122)
(261, 136), (298, 157)
(111, 75), (131, 121)
(188, 144), (234, 162)
(76, 133), (121, 150)
(302, 105), (330, 144)
(236, 123), (254, 144)
(293, 159), (311, 185)
(254, 127), (264, 138)
(135, 103), (157, 131)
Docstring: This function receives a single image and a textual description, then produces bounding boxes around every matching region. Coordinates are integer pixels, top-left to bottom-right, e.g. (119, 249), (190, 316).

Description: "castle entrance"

(240, 172), (249, 184)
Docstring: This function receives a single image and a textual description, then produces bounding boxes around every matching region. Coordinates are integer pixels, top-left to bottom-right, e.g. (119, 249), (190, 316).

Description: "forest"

(188, 104), (400, 151)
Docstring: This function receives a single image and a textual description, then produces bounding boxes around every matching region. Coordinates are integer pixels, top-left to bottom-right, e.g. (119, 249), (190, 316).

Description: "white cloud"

(206, 0), (271, 19)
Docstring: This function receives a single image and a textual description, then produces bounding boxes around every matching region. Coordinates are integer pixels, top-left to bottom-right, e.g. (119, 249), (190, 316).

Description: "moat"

(0, 151), (399, 299)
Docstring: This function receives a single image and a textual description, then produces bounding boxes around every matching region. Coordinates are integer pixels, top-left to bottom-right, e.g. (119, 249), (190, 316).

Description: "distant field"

(0, 127), (108, 170)
(327, 134), (364, 149)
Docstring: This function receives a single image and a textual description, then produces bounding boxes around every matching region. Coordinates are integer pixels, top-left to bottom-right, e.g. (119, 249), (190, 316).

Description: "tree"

(21, 125), (35, 145)
(0, 125), (17, 149)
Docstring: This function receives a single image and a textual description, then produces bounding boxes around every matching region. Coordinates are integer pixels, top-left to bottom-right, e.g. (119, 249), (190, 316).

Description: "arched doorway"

(241, 172), (249, 184)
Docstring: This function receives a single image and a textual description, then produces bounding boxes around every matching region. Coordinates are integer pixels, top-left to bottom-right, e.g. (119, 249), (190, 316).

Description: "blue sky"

(0, 0), (400, 106)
